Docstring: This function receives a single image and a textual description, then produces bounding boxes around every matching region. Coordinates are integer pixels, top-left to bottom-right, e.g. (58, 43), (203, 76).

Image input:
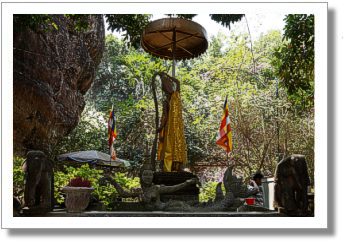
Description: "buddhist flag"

(108, 106), (117, 160)
(216, 96), (232, 153)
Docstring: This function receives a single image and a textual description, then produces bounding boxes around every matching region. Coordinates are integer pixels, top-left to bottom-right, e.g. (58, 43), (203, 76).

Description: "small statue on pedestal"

(274, 154), (310, 216)
(23, 150), (54, 215)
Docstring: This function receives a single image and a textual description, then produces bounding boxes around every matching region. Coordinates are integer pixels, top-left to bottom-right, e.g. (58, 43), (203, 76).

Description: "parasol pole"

(172, 27), (176, 78)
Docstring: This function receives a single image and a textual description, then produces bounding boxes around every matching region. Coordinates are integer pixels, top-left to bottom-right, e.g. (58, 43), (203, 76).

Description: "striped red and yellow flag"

(216, 96), (232, 153)
(108, 106), (117, 148)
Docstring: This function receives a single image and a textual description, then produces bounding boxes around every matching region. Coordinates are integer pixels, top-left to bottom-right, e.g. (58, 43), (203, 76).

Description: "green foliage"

(53, 105), (108, 154)
(13, 14), (56, 32)
(13, 14), (90, 33)
(64, 14), (90, 31)
(209, 14), (244, 29)
(167, 14), (245, 30)
(13, 156), (25, 204)
(105, 14), (152, 48)
(274, 14), (314, 109)
(54, 164), (140, 209)
(199, 181), (221, 202)
(54, 170), (71, 205)
(114, 172), (141, 189)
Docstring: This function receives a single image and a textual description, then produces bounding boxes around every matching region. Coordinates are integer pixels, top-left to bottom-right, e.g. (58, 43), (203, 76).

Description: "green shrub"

(54, 164), (141, 209)
(13, 156), (25, 204)
(114, 172), (140, 189)
(199, 181), (225, 203)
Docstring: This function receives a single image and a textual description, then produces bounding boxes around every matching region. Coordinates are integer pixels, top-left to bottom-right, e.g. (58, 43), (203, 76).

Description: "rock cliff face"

(13, 15), (105, 154)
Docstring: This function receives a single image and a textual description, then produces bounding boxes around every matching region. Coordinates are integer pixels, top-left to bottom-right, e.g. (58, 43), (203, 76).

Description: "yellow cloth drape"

(157, 91), (187, 172)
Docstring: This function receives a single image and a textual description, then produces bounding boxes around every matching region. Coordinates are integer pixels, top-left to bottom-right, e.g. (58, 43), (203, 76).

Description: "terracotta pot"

(62, 187), (94, 213)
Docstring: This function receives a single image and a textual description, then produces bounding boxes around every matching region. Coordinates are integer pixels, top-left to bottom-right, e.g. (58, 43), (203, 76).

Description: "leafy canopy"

(274, 14), (314, 108)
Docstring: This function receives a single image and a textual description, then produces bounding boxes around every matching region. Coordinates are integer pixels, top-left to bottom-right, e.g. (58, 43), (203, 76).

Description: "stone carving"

(101, 166), (266, 212)
(141, 169), (197, 210)
(13, 15), (105, 154)
(152, 171), (200, 204)
(214, 182), (224, 202)
(101, 175), (142, 200)
(210, 167), (259, 210)
(101, 169), (197, 210)
(23, 150), (54, 212)
(274, 154), (310, 216)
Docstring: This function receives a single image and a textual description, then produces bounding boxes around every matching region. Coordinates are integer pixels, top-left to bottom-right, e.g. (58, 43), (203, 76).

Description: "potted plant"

(62, 177), (94, 213)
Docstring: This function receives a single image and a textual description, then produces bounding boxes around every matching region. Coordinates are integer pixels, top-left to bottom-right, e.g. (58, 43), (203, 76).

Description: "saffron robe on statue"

(157, 91), (187, 172)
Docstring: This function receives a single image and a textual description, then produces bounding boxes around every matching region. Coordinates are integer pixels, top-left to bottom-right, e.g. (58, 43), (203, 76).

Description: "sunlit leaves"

(274, 14), (314, 109)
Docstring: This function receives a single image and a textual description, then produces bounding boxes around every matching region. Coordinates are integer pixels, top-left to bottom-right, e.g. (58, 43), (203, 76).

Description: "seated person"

(247, 172), (265, 206)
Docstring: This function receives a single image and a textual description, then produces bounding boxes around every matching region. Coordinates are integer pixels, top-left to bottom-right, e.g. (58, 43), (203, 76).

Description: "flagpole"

(226, 151), (229, 167)
(109, 131), (112, 167)
(110, 145), (112, 166)
(109, 105), (113, 166)
(230, 116), (232, 171)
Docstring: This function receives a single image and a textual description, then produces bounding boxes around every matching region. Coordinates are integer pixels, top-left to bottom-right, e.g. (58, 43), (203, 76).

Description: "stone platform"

(45, 209), (283, 217)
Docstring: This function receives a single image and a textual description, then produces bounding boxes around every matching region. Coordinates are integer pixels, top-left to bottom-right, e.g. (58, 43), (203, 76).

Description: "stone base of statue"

(153, 172), (199, 205)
